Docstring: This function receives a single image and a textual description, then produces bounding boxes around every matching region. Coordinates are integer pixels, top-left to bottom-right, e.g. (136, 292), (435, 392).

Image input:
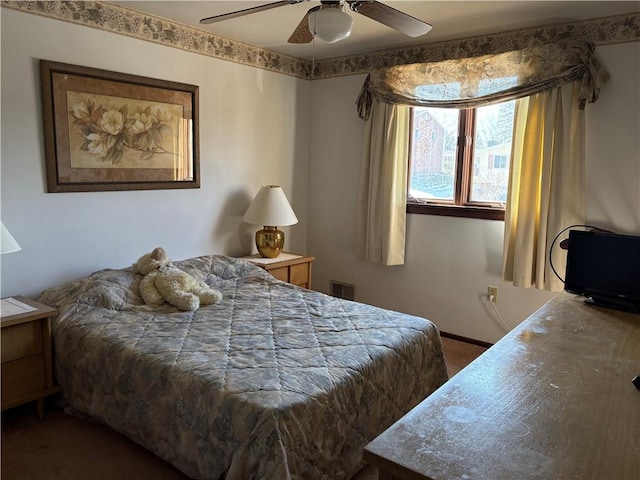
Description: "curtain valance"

(357, 41), (608, 120)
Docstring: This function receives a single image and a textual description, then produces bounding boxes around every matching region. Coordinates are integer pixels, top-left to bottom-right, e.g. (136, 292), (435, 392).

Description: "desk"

(364, 292), (640, 479)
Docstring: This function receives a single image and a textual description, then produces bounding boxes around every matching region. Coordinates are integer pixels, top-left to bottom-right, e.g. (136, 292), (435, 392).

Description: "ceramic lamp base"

(256, 226), (284, 258)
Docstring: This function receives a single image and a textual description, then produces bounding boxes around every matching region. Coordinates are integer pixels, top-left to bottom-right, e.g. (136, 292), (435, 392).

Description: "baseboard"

(440, 331), (493, 349)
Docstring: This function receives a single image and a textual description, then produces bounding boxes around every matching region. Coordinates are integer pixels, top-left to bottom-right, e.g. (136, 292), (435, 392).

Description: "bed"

(37, 254), (448, 479)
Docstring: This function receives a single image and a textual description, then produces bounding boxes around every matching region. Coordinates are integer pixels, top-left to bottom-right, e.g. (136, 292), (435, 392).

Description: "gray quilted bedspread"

(37, 255), (448, 480)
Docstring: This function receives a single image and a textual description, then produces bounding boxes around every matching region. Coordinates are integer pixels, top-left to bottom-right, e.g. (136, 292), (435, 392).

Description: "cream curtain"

(355, 40), (607, 281)
(356, 100), (410, 265)
(503, 81), (585, 291)
(358, 87), (588, 279)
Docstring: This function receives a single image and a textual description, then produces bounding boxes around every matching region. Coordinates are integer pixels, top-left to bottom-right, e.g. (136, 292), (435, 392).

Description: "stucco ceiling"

(111, 1), (640, 60)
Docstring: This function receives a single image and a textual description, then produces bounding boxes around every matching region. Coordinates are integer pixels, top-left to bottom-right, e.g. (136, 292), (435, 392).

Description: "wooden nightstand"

(1, 296), (60, 418)
(243, 253), (315, 289)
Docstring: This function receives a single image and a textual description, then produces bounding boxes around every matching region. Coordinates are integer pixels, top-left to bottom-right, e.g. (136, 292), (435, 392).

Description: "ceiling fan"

(199, 0), (432, 44)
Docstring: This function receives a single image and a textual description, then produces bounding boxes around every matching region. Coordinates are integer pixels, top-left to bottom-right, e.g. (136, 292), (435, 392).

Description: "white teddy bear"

(132, 247), (222, 311)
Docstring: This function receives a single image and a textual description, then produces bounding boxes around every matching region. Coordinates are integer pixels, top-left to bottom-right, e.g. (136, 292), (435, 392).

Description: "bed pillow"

(37, 268), (143, 311)
(36, 254), (275, 313)
(176, 254), (276, 283)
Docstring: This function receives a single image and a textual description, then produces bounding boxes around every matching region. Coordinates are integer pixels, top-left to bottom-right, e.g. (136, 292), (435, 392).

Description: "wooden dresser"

(1, 296), (60, 418)
(364, 292), (640, 479)
(242, 253), (315, 289)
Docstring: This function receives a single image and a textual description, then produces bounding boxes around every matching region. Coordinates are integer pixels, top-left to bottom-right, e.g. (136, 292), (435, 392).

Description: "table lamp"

(243, 185), (298, 258)
(1, 222), (21, 254)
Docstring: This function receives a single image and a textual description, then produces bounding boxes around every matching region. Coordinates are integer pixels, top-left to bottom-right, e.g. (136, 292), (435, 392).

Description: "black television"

(564, 230), (640, 313)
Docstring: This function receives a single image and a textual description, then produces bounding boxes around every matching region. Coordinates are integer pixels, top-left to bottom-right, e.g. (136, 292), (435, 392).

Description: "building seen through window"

(408, 76), (517, 219)
(408, 100), (515, 218)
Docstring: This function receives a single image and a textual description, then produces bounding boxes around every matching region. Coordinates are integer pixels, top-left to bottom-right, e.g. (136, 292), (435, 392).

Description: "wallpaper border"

(2, 1), (639, 80)
(313, 11), (640, 78)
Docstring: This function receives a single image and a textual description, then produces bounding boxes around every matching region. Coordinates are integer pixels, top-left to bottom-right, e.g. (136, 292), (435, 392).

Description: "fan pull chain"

(311, 36), (316, 78)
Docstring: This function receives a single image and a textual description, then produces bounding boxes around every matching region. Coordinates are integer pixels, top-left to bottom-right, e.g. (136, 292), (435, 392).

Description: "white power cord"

(488, 294), (511, 332)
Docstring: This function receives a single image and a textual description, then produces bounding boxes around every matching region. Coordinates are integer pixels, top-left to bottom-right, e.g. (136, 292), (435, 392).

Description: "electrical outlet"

(488, 286), (498, 303)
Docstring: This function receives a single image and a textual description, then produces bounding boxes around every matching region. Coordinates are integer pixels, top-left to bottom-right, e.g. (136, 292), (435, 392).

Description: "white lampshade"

(1, 222), (21, 254)
(243, 185), (298, 227)
(308, 7), (353, 43)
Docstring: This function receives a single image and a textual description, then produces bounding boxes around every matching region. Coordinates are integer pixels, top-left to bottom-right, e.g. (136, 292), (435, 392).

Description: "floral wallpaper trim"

(2, 1), (638, 80)
(313, 13), (640, 78)
(1, 0), (311, 78)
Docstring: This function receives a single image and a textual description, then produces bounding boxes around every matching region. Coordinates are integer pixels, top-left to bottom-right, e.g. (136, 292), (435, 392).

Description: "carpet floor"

(1, 336), (487, 480)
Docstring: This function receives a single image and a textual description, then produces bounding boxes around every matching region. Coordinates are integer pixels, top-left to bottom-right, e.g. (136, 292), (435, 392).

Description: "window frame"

(407, 107), (507, 221)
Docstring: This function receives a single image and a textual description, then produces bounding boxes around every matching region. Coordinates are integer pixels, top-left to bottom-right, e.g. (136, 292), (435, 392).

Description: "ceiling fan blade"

(288, 6), (319, 44)
(200, 0), (306, 25)
(348, 1), (432, 37)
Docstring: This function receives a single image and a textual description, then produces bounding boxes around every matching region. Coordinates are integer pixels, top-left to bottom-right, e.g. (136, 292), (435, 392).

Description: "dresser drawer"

(1, 355), (46, 402)
(1, 321), (43, 363)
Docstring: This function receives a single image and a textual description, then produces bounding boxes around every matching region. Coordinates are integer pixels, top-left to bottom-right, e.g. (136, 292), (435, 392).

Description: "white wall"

(586, 43), (640, 234)
(307, 42), (640, 344)
(0, 9), (310, 298)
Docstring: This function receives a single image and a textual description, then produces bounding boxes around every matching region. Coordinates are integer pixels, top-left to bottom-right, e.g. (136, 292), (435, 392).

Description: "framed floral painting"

(40, 60), (199, 192)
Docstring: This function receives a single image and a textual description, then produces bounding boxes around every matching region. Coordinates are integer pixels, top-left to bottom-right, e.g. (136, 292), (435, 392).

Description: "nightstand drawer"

(243, 254), (315, 289)
(269, 267), (290, 282)
(290, 263), (310, 286)
(1, 321), (44, 363)
(2, 355), (46, 399)
(1, 296), (59, 416)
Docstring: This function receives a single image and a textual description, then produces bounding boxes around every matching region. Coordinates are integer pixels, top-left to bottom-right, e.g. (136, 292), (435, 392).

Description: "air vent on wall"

(330, 280), (355, 301)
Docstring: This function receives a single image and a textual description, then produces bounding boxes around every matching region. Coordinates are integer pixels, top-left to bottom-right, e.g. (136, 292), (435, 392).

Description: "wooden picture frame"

(40, 60), (199, 192)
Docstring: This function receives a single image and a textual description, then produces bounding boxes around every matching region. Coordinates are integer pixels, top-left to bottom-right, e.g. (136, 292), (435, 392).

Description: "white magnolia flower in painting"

(130, 112), (154, 135)
(152, 105), (172, 124)
(72, 102), (90, 120)
(98, 110), (124, 136)
(71, 99), (175, 164)
(86, 132), (117, 158)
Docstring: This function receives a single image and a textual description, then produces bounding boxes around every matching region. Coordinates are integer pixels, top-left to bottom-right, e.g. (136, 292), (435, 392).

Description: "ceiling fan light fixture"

(308, 7), (353, 43)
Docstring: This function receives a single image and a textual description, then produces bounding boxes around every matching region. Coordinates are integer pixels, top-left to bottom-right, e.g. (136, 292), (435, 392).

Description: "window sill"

(406, 202), (505, 220)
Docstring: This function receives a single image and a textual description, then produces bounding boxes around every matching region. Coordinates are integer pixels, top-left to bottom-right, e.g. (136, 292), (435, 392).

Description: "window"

(407, 101), (516, 220)
(491, 155), (508, 169)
